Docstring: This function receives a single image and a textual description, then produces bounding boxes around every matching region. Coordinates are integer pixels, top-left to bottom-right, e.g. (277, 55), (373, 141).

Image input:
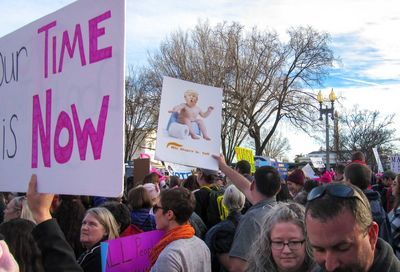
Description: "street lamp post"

(317, 89), (336, 171)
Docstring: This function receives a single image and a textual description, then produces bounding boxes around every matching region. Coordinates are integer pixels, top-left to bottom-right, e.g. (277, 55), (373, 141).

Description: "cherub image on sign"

(168, 90), (214, 140)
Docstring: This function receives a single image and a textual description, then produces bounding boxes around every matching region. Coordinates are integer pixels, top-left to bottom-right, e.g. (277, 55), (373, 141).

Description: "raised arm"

(27, 175), (83, 272)
(212, 154), (254, 204)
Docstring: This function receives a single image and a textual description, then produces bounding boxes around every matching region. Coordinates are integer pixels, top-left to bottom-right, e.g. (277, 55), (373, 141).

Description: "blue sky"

(1, 0), (399, 160)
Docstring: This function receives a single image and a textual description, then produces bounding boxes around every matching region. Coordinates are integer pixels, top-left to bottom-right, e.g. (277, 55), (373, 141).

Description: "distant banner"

(390, 154), (400, 174)
(101, 230), (164, 272)
(310, 157), (325, 169)
(235, 147), (255, 173)
(372, 148), (384, 173)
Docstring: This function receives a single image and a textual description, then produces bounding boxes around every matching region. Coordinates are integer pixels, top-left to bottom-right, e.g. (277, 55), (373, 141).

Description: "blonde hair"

(8, 196), (35, 224)
(184, 90), (198, 98)
(85, 207), (120, 240)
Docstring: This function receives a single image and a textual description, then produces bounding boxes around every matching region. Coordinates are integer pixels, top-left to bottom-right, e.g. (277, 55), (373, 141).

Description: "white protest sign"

(310, 157), (325, 169)
(302, 163), (318, 179)
(372, 147), (384, 173)
(164, 162), (194, 179)
(0, 0), (125, 196)
(155, 77), (222, 170)
(390, 154), (400, 174)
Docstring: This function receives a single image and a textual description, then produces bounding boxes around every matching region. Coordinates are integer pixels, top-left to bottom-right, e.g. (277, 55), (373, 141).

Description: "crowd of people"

(0, 151), (400, 271)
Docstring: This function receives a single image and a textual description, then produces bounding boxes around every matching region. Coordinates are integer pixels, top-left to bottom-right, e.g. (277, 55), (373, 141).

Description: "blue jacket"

(130, 208), (156, 232)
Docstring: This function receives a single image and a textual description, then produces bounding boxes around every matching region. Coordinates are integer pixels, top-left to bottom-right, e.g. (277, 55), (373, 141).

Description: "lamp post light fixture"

(317, 89), (336, 171)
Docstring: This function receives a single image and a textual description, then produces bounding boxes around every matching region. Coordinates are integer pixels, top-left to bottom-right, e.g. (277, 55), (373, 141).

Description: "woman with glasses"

(247, 202), (316, 272)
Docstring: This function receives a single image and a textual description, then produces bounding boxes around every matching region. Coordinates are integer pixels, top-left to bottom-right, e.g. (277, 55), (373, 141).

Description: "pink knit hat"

(142, 183), (160, 200)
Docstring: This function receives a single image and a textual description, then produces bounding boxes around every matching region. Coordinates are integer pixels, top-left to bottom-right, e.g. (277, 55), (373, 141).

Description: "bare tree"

(244, 129), (291, 160)
(337, 106), (399, 166)
(124, 67), (160, 162)
(147, 22), (334, 162)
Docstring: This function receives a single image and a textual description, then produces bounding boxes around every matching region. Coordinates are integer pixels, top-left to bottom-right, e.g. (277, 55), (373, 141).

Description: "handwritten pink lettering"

(31, 88), (109, 168)
(37, 10), (112, 78)
(89, 10), (112, 64)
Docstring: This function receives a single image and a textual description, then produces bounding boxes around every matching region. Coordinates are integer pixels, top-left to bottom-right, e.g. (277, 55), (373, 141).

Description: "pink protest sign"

(0, 0), (125, 196)
(102, 230), (164, 272)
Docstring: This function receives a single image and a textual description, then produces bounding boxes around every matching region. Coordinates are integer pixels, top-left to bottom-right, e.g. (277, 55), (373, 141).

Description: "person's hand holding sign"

(26, 174), (54, 224)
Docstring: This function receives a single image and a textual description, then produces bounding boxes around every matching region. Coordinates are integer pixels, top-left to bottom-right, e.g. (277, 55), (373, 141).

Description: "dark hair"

(127, 186), (153, 210)
(182, 175), (200, 191)
(199, 172), (216, 184)
(335, 164), (346, 175)
(160, 188), (196, 224)
(276, 182), (292, 202)
(101, 201), (131, 234)
(236, 160), (251, 175)
(169, 176), (181, 188)
(303, 179), (319, 193)
(344, 163), (372, 190)
(53, 195), (86, 257)
(305, 183), (372, 232)
(143, 173), (160, 185)
(0, 218), (44, 271)
(254, 166), (281, 197)
(351, 151), (365, 162)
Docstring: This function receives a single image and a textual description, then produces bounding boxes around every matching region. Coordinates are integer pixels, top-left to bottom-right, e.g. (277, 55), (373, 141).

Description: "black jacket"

(32, 218), (83, 271)
(77, 243), (102, 272)
(369, 238), (400, 272)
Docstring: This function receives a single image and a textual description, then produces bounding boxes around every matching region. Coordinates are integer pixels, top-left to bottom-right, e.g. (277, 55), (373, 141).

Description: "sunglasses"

(307, 183), (367, 207)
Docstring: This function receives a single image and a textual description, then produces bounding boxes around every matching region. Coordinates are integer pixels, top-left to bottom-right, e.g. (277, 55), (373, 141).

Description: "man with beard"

(305, 182), (400, 272)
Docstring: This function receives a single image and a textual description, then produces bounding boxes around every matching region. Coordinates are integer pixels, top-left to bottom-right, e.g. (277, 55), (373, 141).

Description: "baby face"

(184, 92), (198, 107)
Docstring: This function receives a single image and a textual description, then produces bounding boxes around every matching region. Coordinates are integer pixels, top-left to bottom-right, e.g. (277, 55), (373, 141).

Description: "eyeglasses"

(307, 183), (367, 207)
(152, 204), (164, 213)
(270, 240), (305, 250)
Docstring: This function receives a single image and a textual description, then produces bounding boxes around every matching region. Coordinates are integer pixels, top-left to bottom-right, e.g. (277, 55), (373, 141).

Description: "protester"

(143, 183), (161, 206)
(276, 181), (293, 202)
(100, 201), (138, 236)
(194, 168), (222, 228)
(306, 182), (400, 271)
(287, 169), (305, 198)
(77, 207), (119, 272)
(149, 187), (211, 271)
(205, 185), (245, 272)
(247, 202), (316, 272)
(168, 175), (182, 188)
(333, 164), (345, 182)
(182, 175), (200, 192)
(293, 179), (319, 206)
(388, 174), (400, 258)
(234, 160), (253, 214)
(0, 218), (44, 271)
(127, 185), (156, 231)
(213, 154), (281, 272)
(373, 170), (397, 212)
(3, 196), (35, 223)
(27, 174), (84, 271)
(53, 195), (86, 257)
(344, 163), (392, 244)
